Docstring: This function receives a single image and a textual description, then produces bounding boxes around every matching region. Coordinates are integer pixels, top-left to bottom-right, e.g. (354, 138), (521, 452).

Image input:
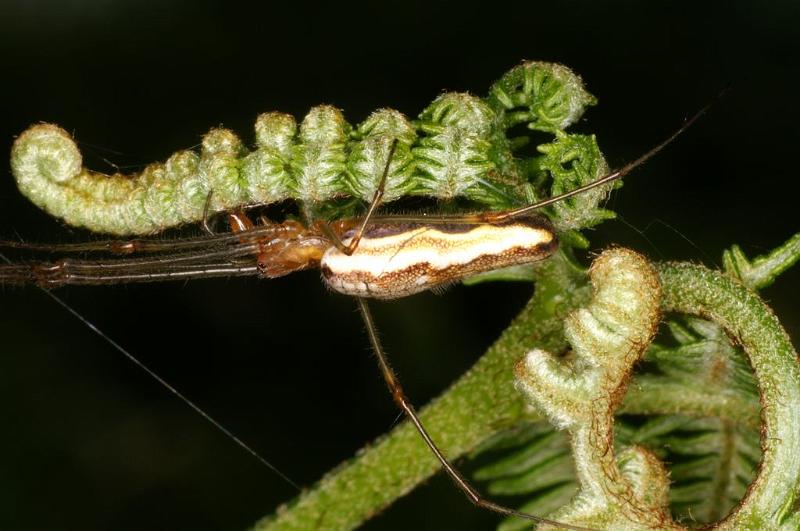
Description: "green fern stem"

(657, 262), (800, 529)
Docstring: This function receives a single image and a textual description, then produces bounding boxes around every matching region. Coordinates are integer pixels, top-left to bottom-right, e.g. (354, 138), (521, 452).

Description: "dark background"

(0, 1), (798, 530)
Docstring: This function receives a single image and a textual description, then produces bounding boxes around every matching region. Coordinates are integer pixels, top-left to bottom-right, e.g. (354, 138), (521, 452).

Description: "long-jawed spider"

(1, 61), (709, 528)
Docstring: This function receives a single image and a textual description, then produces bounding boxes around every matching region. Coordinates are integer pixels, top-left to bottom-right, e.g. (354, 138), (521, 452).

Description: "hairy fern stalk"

(9, 62), (800, 530)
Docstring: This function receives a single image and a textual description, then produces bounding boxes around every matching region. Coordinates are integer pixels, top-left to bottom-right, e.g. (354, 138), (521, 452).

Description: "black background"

(0, 1), (798, 530)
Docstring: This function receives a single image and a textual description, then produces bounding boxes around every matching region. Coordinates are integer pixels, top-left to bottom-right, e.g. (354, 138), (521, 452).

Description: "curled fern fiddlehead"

(10, 61), (601, 235)
(515, 248), (676, 529)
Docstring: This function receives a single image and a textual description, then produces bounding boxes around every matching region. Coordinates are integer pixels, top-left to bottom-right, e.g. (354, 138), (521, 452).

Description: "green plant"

(9, 61), (799, 529)
(253, 233), (799, 530)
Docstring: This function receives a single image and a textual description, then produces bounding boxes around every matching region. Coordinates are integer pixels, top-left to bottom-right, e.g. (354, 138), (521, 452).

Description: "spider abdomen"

(321, 215), (557, 299)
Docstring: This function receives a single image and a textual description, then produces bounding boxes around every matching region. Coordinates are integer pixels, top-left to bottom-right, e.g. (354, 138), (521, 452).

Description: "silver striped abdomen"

(320, 215), (558, 299)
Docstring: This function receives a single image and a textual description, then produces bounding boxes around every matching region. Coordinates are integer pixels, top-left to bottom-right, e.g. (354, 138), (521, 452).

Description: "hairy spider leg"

(343, 138), (398, 255)
(202, 189), (216, 235)
(318, 138), (399, 255)
(357, 298), (594, 530)
(483, 101), (712, 224)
